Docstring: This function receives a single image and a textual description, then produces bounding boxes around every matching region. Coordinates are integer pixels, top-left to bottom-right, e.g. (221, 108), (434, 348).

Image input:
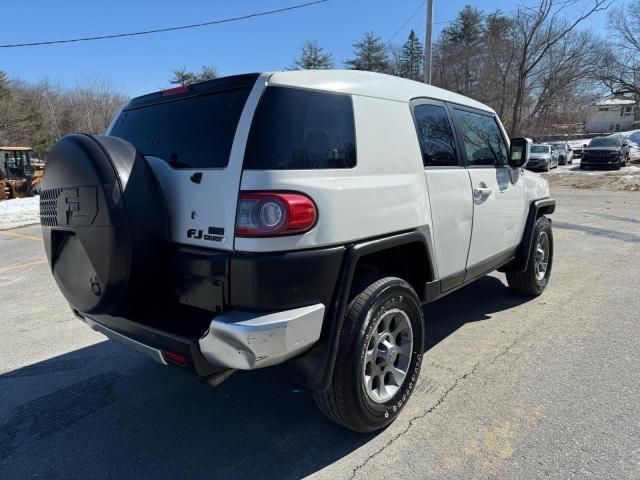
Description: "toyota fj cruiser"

(40, 70), (555, 432)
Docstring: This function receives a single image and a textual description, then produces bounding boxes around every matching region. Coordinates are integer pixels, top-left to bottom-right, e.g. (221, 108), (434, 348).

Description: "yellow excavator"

(0, 146), (44, 200)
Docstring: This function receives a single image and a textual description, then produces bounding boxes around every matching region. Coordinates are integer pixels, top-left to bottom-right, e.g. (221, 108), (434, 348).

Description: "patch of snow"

(0, 196), (40, 230)
(607, 130), (640, 159)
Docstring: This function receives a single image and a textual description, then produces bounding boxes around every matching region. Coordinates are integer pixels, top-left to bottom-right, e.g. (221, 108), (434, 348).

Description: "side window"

(454, 109), (508, 166)
(244, 86), (356, 170)
(413, 104), (458, 167)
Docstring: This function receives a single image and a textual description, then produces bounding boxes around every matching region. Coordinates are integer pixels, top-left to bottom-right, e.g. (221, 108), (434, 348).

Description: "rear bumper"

(72, 243), (342, 383)
(199, 304), (325, 369)
(80, 303), (325, 373)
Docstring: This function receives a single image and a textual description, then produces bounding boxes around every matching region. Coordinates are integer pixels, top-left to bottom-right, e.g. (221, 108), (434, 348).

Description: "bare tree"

(66, 78), (127, 134)
(483, 12), (517, 121)
(509, 0), (609, 135)
(598, 1), (640, 97)
(527, 30), (604, 135)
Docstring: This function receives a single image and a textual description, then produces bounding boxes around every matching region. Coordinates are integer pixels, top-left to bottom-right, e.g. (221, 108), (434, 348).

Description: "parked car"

(571, 144), (583, 159)
(39, 71), (555, 432)
(527, 144), (559, 171)
(580, 136), (630, 170)
(544, 141), (573, 165)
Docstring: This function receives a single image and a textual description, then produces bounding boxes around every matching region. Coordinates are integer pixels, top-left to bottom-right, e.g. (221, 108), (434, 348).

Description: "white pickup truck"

(40, 70), (555, 432)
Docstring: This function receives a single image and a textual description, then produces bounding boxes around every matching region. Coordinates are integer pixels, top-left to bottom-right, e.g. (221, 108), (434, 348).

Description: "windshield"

(110, 88), (252, 169)
(589, 137), (620, 147)
(531, 145), (550, 153)
(1, 150), (32, 179)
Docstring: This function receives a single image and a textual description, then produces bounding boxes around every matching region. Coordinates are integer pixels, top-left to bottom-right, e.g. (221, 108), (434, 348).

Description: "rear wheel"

(314, 276), (424, 432)
(507, 216), (553, 296)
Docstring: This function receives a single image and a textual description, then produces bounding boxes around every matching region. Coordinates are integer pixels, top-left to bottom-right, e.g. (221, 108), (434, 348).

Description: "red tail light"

(236, 192), (317, 237)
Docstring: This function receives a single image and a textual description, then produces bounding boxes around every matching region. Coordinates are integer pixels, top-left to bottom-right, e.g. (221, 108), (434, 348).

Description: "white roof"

(266, 70), (494, 113)
(595, 98), (636, 106)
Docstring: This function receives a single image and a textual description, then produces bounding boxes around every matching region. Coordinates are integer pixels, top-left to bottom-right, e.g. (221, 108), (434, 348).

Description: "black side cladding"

(40, 134), (168, 315)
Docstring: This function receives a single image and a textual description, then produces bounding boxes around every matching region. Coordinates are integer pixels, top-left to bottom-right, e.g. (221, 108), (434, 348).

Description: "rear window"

(244, 86), (356, 169)
(531, 145), (550, 153)
(110, 88), (252, 169)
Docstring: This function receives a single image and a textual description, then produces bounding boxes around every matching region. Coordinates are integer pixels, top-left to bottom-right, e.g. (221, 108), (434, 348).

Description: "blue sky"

(2, 0), (611, 96)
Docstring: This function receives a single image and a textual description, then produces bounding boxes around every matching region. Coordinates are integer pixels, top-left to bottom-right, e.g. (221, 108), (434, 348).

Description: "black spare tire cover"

(40, 134), (168, 315)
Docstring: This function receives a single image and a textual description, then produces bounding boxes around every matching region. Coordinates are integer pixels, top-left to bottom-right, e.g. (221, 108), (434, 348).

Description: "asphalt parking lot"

(1, 186), (639, 479)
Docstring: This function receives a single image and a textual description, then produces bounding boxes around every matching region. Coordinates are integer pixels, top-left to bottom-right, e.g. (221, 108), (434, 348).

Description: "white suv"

(40, 70), (555, 432)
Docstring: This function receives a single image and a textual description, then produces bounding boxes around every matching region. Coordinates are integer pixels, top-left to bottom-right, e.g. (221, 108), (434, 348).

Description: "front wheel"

(507, 216), (553, 296)
(314, 276), (424, 432)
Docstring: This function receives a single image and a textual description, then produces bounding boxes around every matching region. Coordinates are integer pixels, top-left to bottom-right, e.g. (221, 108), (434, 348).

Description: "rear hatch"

(108, 73), (262, 251)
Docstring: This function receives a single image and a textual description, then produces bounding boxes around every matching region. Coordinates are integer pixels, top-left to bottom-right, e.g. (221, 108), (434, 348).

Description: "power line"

(0, 0), (329, 48)
(386, 1), (426, 46)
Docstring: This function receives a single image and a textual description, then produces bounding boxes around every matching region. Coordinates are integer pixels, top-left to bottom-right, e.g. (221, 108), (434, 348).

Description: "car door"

(411, 99), (473, 289)
(450, 106), (526, 275)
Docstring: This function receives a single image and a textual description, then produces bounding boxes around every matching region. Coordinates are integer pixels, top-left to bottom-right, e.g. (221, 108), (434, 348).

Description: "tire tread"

(314, 276), (417, 431)
(507, 216), (552, 296)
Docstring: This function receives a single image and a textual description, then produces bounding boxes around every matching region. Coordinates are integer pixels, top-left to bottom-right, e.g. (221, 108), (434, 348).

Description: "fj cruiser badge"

(187, 226), (226, 242)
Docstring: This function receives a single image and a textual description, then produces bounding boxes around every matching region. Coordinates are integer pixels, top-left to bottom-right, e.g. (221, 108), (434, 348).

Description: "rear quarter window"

(244, 86), (356, 169)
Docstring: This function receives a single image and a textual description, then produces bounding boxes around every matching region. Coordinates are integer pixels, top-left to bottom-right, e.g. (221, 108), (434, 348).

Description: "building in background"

(585, 94), (639, 134)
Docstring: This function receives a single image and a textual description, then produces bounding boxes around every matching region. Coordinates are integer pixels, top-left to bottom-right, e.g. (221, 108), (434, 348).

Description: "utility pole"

(424, 0), (434, 84)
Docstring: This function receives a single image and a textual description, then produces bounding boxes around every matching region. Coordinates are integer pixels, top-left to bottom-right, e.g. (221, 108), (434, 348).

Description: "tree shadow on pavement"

(0, 275), (531, 480)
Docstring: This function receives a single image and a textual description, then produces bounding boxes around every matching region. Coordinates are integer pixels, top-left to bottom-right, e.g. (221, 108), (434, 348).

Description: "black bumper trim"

(81, 311), (223, 377)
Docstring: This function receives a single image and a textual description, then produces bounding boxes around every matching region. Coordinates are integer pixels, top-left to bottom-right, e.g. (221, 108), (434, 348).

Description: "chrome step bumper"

(199, 304), (325, 370)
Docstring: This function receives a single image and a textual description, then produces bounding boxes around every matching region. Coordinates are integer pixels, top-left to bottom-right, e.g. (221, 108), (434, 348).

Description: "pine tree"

(197, 65), (218, 81)
(345, 32), (390, 73)
(398, 30), (424, 81)
(169, 65), (218, 85)
(439, 6), (484, 96)
(441, 5), (484, 47)
(170, 68), (198, 86)
(291, 40), (334, 70)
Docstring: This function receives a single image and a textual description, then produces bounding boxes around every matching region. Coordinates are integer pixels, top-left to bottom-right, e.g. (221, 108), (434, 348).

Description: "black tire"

(507, 216), (553, 296)
(314, 276), (425, 432)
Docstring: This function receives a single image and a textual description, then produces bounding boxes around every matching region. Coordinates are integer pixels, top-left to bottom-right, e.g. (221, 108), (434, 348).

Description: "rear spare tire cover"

(40, 134), (168, 315)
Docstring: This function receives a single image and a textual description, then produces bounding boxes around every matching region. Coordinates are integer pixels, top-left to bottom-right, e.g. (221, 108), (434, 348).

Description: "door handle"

(473, 186), (493, 198)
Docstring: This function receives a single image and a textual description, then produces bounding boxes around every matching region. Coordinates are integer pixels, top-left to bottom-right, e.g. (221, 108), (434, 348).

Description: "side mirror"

(622, 141), (629, 147)
(509, 137), (531, 168)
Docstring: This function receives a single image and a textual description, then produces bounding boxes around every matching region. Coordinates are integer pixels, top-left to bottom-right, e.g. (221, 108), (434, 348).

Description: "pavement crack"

(349, 336), (522, 479)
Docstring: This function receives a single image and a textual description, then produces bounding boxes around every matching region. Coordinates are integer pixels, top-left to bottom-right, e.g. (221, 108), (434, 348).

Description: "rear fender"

(278, 228), (434, 392)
